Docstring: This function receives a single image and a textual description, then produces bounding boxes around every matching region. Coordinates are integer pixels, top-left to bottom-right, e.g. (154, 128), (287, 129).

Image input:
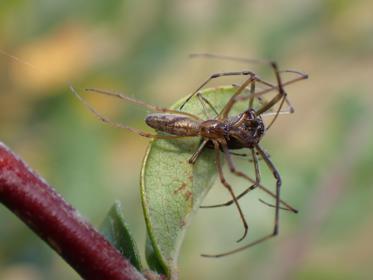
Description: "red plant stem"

(0, 142), (144, 280)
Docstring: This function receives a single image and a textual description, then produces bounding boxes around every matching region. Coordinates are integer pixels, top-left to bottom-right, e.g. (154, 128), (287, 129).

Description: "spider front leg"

(222, 62), (290, 130)
(180, 70), (256, 110)
(231, 83), (294, 116)
(190, 53), (307, 116)
(254, 64), (308, 130)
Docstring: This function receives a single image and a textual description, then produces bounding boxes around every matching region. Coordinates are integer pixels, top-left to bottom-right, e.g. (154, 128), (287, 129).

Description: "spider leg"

(255, 62), (286, 115)
(180, 70), (256, 110)
(83, 87), (201, 120)
(71, 85), (194, 140)
(228, 151), (251, 158)
(258, 198), (293, 212)
(201, 147), (260, 210)
(201, 144), (282, 257)
(262, 69), (308, 130)
(232, 82), (293, 115)
(190, 53), (307, 114)
(187, 55), (304, 120)
(218, 74), (256, 119)
(189, 92), (220, 164)
(248, 78), (256, 109)
(236, 71), (308, 102)
(216, 70), (295, 120)
(188, 139), (209, 164)
(189, 53), (266, 65)
(201, 146), (297, 213)
(266, 94), (287, 130)
(228, 149), (266, 160)
(213, 140), (249, 243)
(197, 92), (219, 118)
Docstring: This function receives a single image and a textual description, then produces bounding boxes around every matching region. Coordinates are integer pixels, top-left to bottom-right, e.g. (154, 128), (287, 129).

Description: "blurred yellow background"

(1, 0), (373, 279)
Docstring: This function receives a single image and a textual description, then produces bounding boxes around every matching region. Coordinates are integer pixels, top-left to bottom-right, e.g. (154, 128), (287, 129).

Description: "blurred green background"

(1, 0), (373, 279)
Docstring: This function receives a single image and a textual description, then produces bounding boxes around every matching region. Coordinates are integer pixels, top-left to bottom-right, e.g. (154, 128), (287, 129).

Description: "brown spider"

(71, 54), (307, 257)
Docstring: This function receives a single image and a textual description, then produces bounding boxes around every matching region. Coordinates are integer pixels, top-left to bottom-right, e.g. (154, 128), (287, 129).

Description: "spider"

(71, 54), (307, 257)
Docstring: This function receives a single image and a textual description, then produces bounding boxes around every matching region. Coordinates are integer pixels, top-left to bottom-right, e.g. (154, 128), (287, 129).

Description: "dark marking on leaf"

(179, 219), (186, 228)
(173, 182), (187, 194)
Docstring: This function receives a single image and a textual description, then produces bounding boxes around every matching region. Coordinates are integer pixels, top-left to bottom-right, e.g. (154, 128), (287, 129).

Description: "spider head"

(228, 109), (265, 148)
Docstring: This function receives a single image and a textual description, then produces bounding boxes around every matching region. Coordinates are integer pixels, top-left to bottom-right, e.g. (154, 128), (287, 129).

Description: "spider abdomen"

(145, 113), (200, 136)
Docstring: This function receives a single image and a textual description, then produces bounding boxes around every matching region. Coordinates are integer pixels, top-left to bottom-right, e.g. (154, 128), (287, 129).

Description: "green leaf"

(141, 86), (247, 278)
(100, 200), (143, 271)
(145, 235), (166, 275)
